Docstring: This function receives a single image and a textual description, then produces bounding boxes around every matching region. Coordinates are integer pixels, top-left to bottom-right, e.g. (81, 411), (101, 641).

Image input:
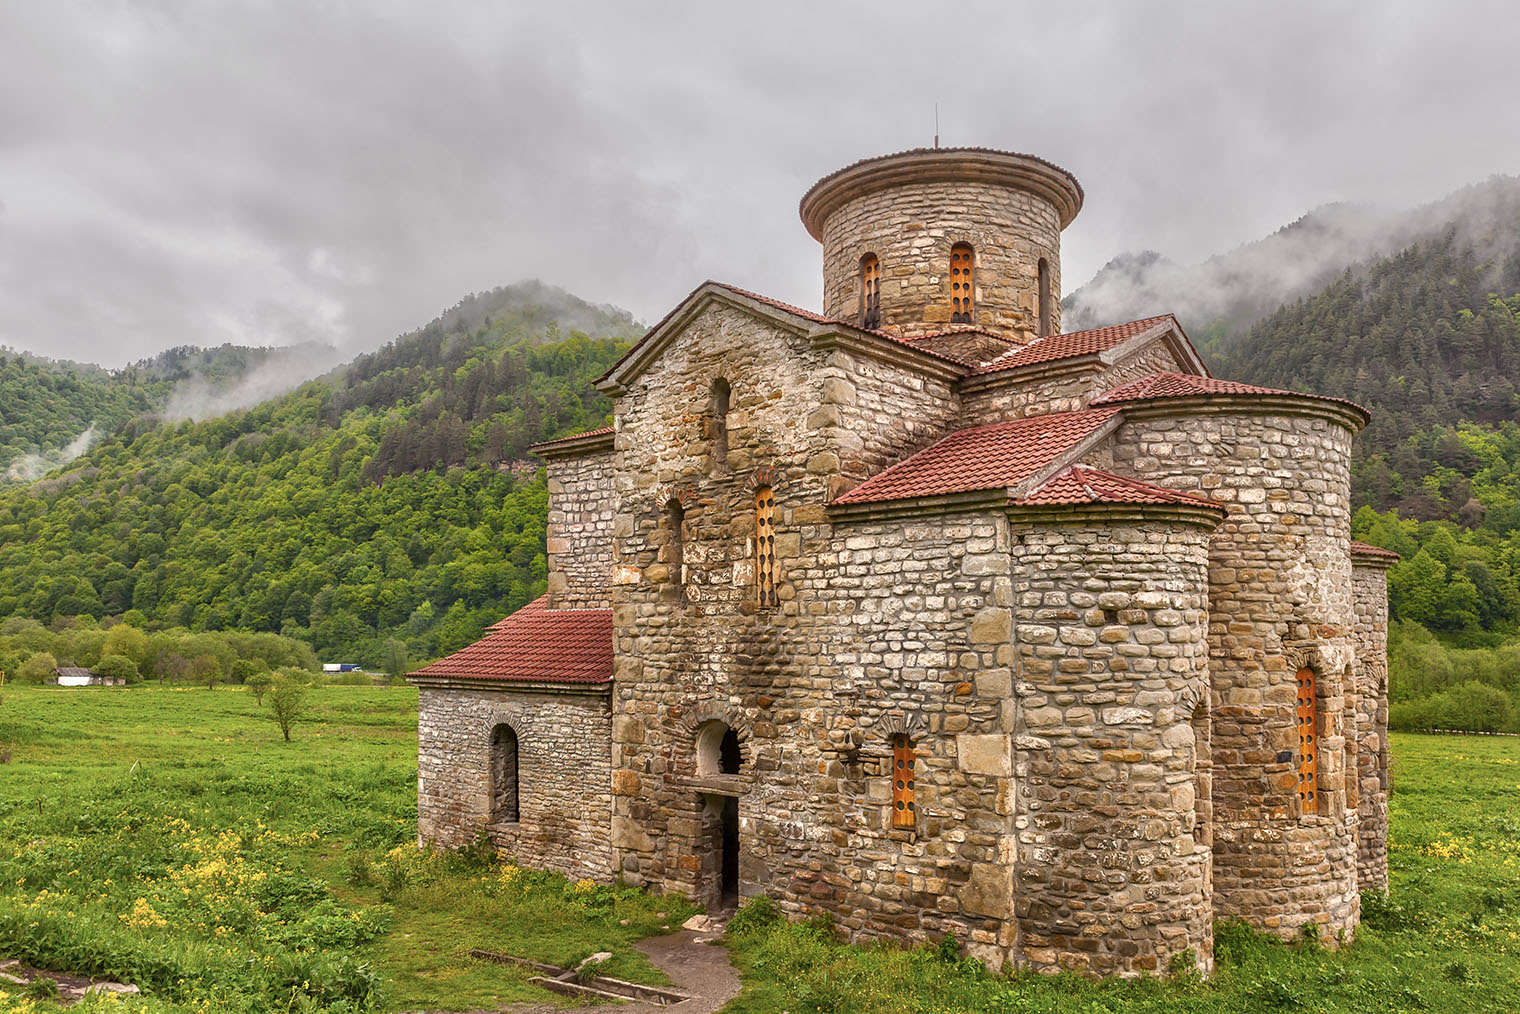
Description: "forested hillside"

(1204, 223), (1520, 731)
(0, 283), (637, 677)
(0, 345), (292, 483)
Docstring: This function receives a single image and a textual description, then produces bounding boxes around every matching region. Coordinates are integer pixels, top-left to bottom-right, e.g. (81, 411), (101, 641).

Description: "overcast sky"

(3, 0), (1519, 368)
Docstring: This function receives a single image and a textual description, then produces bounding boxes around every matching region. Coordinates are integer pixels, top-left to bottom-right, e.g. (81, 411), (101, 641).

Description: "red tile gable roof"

(529, 426), (614, 451)
(1092, 372), (1369, 417)
(410, 596), (612, 684)
(1018, 466), (1225, 511)
(976, 315), (1177, 374)
(1350, 540), (1401, 561)
(833, 408), (1119, 505)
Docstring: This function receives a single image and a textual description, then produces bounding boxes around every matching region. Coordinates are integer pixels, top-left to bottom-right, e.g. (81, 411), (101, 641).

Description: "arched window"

(490, 724), (519, 824)
(719, 728), (741, 775)
(696, 720), (742, 776)
(949, 243), (974, 324)
(860, 253), (881, 329)
(891, 734), (916, 828)
(754, 485), (777, 607)
(664, 497), (685, 602)
(710, 378), (730, 474)
(1295, 667), (1318, 815)
(1037, 257), (1052, 337)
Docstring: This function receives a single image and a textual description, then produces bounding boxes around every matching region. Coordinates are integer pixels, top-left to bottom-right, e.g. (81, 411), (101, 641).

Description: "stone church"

(410, 146), (1394, 977)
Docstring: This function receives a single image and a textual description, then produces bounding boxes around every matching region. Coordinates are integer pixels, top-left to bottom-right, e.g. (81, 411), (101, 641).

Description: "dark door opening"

(720, 796), (739, 909)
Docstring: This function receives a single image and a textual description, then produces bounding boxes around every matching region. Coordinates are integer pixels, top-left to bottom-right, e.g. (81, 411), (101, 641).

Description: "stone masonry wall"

(823, 349), (962, 492)
(1012, 520), (1215, 976)
(1351, 562), (1391, 892)
(416, 685), (613, 882)
(958, 338), (1187, 428)
(1110, 406), (1362, 941)
(546, 449), (616, 609)
(776, 510), (1017, 968)
(818, 180), (1063, 342)
(604, 300), (1029, 965)
(607, 301), (839, 904)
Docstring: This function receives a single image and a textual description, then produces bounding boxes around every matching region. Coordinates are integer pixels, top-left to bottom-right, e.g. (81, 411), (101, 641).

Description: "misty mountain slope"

(1063, 175), (1520, 349)
(1206, 230), (1520, 532)
(0, 344), (300, 483)
(1223, 234), (1520, 451)
(0, 287), (639, 668)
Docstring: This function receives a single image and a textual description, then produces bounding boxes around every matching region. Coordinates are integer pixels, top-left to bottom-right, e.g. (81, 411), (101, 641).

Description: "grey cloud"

(2, 0), (1519, 371)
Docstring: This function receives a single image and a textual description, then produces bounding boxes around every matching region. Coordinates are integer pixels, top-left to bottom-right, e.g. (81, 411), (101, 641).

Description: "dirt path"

(438, 927), (741, 1014)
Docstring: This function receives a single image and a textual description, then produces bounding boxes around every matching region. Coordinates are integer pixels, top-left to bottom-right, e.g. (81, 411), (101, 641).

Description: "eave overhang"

(406, 674), (613, 695)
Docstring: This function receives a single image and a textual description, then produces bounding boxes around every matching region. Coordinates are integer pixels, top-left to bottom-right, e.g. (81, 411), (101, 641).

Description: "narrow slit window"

(1296, 667), (1318, 814)
(665, 497), (685, 600)
(950, 243), (974, 324)
(860, 253), (881, 329)
(710, 378), (730, 473)
(755, 485), (777, 607)
(891, 734), (916, 828)
(1038, 257), (1052, 337)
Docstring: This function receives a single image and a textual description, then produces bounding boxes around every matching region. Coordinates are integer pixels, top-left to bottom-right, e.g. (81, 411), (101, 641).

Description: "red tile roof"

(409, 596), (612, 684)
(976, 315), (1176, 374)
(1350, 540), (1401, 561)
(1018, 466), (1225, 511)
(1092, 372), (1369, 416)
(833, 408), (1119, 505)
(529, 426), (614, 451)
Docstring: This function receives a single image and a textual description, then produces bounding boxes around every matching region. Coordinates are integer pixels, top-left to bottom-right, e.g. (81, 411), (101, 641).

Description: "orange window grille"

(1296, 666), (1318, 813)
(860, 254), (881, 329)
(891, 734), (916, 828)
(755, 486), (777, 607)
(950, 244), (974, 323)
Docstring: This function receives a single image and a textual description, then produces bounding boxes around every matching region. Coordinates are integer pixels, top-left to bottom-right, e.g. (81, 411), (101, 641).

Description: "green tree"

(244, 669), (274, 705)
(192, 653), (221, 690)
(93, 654), (139, 684)
(267, 676), (308, 742)
(1390, 548), (1446, 625)
(383, 638), (409, 680)
(103, 624), (150, 666)
(17, 652), (57, 685)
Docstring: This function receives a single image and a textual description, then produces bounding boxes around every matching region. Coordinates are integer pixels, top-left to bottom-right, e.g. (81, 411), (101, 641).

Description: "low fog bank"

(1064, 175), (1520, 338)
(3, 426), (98, 482)
(162, 342), (342, 421)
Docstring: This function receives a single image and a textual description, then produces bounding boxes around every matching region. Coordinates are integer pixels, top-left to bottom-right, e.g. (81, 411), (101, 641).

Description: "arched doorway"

(695, 720), (743, 910)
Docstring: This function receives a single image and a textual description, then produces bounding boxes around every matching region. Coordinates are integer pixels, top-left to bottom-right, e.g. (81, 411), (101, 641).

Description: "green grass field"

(0, 684), (1516, 1013)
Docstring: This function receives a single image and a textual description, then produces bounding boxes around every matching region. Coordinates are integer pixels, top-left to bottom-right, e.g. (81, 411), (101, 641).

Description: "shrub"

(244, 669), (274, 705)
(16, 652), (57, 685)
(727, 894), (780, 936)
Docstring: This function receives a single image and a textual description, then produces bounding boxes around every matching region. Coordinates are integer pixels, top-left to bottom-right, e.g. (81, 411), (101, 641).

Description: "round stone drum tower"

(799, 147), (1083, 342)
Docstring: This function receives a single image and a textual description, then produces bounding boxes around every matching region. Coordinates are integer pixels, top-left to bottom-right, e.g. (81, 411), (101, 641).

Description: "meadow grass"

(722, 731), (1520, 1013)
(0, 685), (691, 1013)
(1, 686), (1517, 1013)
